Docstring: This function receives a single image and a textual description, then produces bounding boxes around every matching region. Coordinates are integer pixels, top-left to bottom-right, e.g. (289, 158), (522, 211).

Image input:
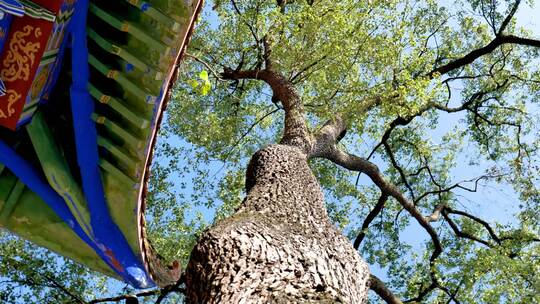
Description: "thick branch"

(446, 207), (501, 244)
(262, 36), (273, 70)
(318, 147), (443, 262)
(429, 35), (540, 77)
(310, 116), (347, 158)
(354, 194), (388, 249)
(498, 0), (521, 35)
(276, 0), (287, 13)
(425, 203), (446, 222)
(369, 274), (403, 304)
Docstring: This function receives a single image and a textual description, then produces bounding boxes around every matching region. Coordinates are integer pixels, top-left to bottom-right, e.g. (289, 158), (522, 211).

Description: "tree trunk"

(185, 144), (370, 303)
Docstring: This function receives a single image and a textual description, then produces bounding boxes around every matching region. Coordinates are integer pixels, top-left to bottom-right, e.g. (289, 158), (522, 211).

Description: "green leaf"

(199, 70), (209, 82)
(189, 79), (199, 89)
(200, 82), (212, 96)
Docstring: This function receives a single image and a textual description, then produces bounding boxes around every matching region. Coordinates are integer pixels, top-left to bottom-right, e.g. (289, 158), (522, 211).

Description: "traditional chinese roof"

(0, 0), (202, 288)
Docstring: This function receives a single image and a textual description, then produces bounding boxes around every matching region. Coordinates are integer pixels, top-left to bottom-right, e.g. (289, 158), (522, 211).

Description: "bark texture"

(185, 144), (370, 303)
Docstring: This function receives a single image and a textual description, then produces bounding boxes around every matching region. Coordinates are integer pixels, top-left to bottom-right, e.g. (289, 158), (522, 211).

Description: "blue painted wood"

(69, 0), (153, 288)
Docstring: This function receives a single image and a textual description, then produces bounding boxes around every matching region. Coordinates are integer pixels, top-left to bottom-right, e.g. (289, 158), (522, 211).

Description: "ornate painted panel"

(0, 0), (202, 288)
(0, 0), (73, 129)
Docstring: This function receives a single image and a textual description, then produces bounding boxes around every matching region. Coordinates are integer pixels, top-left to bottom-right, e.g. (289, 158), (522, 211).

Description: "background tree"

(1, 0), (540, 303)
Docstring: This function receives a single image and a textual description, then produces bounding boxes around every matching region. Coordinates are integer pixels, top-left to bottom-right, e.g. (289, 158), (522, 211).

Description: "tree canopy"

(1, 0), (540, 303)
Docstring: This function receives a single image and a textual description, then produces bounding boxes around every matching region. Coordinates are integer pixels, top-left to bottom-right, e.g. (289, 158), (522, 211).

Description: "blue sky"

(516, 2), (540, 33)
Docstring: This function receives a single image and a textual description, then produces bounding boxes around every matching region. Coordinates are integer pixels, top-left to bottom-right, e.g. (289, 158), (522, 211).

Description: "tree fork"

(185, 69), (370, 302)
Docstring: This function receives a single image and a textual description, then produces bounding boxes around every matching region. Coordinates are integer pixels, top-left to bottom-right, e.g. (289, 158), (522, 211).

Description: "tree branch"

(384, 142), (416, 201)
(445, 207), (501, 244)
(354, 194), (388, 249)
(317, 146), (443, 262)
(89, 285), (185, 304)
(367, 88), (492, 167)
(4, 257), (86, 304)
(222, 68), (312, 152)
(263, 35), (273, 70)
(425, 203), (446, 222)
(290, 55), (328, 83)
(310, 116), (347, 158)
(429, 35), (540, 77)
(230, 0), (260, 45)
(369, 274), (403, 304)
(498, 0), (521, 35)
(42, 273), (86, 304)
(185, 52), (223, 81)
(442, 210), (492, 247)
(414, 174), (496, 205)
(89, 290), (159, 304)
(276, 0), (287, 13)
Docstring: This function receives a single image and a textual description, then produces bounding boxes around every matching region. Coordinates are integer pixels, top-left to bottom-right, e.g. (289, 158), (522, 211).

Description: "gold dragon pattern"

(0, 90), (22, 118)
(1, 25), (42, 82)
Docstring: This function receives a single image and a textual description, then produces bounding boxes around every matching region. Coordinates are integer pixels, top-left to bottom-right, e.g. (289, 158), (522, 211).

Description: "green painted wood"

(124, 0), (182, 32)
(97, 135), (141, 178)
(89, 54), (157, 105)
(89, 83), (149, 130)
(99, 158), (137, 186)
(89, 3), (169, 52)
(87, 28), (151, 72)
(0, 170), (117, 278)
(92, 113), (145, 156)
(26, 112), (93, 237)
(0, 181), (25, 226)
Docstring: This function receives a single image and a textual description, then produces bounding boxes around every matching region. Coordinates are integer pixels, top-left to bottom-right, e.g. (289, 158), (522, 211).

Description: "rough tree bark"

(184, 68), (371, 303)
